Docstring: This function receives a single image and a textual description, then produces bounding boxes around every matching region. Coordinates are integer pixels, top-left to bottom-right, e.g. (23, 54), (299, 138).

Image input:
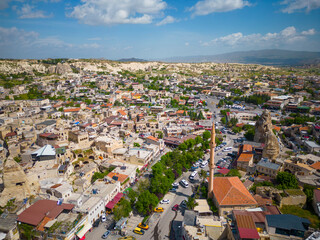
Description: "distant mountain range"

(161, 49), (320, 66)
(117, 58), (148, 62)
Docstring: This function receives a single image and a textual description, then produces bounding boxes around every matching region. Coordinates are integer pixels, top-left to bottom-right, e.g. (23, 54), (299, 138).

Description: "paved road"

(86, 96), (242, 240)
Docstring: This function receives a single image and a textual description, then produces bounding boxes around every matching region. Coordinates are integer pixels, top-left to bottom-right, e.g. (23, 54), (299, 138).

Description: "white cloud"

(70, 0), (167, 25)
(190, 0), (250, 16)
(156, 15), (177, 26)
(0, 27), (39, 47)
(185, 42), (189, 46)
(280, 0), (320, 13)
(15, 4), (53, 19)
(302, 28), (316, 35)
(202, 26), (315, 47)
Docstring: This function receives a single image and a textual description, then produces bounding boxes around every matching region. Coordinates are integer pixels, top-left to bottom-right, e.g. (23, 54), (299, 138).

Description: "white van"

(201, 161), (208, 168)
(189, 171), (198, 181)
(180, 179), (189, 188)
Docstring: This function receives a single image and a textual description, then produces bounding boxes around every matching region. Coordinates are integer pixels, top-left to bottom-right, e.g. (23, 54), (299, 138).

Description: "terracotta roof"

(107, 172), (128, 183)
(237, 153), (253, 162)
(176, 110), (185, 114)
(213, 177), (257, 206)
(273, 125), (281, 132)
(146, 136), (159, 142)
(63, 108), (81, 113)
(242, 144), (252, 153)
(18, 200), (74, 226)
(118, 110), (127, 116)
(253, 194), (272, 206)
(310, 162), (320, 170)
(300, 126), (310, 131)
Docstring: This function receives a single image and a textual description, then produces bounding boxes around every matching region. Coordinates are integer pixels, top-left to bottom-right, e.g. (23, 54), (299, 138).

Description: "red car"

(172, 204), (179, 211)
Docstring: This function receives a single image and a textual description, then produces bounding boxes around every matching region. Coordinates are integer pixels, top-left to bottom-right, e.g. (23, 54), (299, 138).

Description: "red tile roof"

(18, 200), (74, 226)
(213, 177), (257, 206)
(146, 136), (159, 142)
(237, 153), (253, 162)
(311, 162), (320, 170)
(242, 144), (252, 152)
(63, 108), (81, 113)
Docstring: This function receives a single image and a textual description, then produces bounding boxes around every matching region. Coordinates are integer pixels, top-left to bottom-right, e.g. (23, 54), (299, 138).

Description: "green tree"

(244, 128), (255, 141)
(114, 199), (132, 221)
(186, 197), (198, 210)
(276, 172), (299, 189)
(137, 179), (150, 194)
(226, 169), (241, 178)
(135, 190), (159, 215)
(202, 131), (211, 141)
(221, 117), (226, 125)
(127, 189), (138, 205)
(199, 169), (207, 183)
(133, 142), (141, 147)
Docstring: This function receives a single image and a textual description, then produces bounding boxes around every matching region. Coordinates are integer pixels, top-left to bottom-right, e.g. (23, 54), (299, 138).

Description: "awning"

(114, 192), (123, 201)
(106, 201), (116, 209)
(105, 192), (124, 209)
(76, 224), (92, 239)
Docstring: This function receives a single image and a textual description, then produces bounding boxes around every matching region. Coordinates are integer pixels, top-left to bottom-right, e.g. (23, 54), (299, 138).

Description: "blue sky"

(0, 0), (319, 59)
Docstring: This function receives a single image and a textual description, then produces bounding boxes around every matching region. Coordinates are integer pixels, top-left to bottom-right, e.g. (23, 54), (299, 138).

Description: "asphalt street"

(86, 95), (242, 240)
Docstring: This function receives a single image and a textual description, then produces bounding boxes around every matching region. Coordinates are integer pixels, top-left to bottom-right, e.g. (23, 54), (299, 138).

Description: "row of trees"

(120, 132), (213, 217)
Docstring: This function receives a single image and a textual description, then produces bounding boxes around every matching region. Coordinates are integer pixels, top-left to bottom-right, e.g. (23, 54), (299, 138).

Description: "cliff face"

(47, 62), (73, 75)
(0, 158), (39, 207)
(254, 110), (280, 161)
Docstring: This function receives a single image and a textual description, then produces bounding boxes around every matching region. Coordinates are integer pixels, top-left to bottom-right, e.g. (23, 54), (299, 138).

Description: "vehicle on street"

(217, 152), (223, 156)
(172, 182), (179, 189)
(180, 200), (187, 208)
(191, 165), (199, 171)
(101, 214), (107, 222)
(189, 171), (198, 181)
(169, 188), (177, 193)
(102, 230), (110, 239)
(154, 207), (164, 213)
(138, 223), (149, 230)
(93, 219), (100, 227)
(160, 199), (170, 204)
(133, 228), (145, 235)
(172, 204), (179, 211)
(201, 161), (208, 168)
(180, 179), (189, 188)
(118, 236), (136, 240)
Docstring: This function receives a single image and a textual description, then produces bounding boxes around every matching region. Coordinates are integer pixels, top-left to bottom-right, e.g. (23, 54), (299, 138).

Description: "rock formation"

(47, 62), (73, 75)
(0, 158), (39, 207)
(254, 110), (280, 161)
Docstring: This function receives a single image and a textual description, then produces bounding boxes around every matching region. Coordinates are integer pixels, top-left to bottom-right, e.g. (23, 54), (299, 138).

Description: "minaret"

(208, 121), (216, 199)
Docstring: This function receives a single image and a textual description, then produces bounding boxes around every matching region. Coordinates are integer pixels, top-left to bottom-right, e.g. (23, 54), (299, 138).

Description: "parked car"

(118, 236), (136, 240)
(138, 223), (149, 230)
(154, 207), (164, 213)
(160, 199), (170, 204)
(133, 228), (145, 235)
(180, 200), (187, 209)
(180, 179), (189, 188)
(169, 188), (177, 193)
(172, 204), (179, 211)
(101, 214), (107, 222)
(102, 230), (110, 239)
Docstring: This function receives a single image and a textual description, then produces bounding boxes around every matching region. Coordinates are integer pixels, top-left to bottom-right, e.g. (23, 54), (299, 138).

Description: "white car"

(101, 214), (107, 222)
(160, 199), (170, 204)
(172, 182), (179, 187)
